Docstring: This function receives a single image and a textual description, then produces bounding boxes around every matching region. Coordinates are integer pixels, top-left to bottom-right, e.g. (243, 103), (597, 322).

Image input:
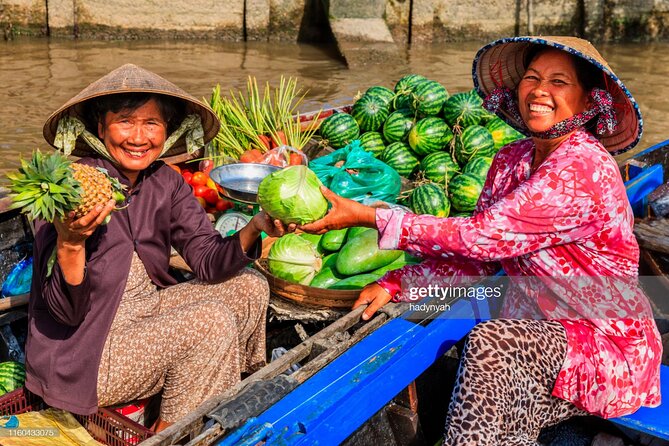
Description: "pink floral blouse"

(375, 130), (662, 418)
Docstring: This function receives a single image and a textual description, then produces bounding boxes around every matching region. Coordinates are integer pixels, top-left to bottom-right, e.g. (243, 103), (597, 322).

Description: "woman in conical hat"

(299, 37), (661, 442)
(27, 64), (286, 432)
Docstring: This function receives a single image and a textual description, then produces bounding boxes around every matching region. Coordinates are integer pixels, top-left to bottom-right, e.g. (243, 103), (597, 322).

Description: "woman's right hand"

(53, 199), (116, 246)
(298, 186), (376, 234)
(353, 282), (393, 321)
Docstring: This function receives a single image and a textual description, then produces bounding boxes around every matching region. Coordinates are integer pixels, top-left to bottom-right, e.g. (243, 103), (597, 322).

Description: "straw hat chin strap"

(483, 87), (618, 140)
(53, 114), (205, 161)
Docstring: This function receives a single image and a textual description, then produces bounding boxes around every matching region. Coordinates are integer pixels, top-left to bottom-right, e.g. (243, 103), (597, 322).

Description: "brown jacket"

(25, 157), (261, 415)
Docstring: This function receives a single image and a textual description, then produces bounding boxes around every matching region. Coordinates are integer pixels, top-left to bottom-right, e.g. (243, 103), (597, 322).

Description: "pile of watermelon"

(0, 361), (25, 396)
(318, 74), (525, 216)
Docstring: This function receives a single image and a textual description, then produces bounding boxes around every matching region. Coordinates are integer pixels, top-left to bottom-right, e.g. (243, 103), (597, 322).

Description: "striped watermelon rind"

(411, 80), (449, 117)
(366, 86), (395, 109)
(448, 173), (484, 212)
(351, 94), (390, 133)
(485, 116), (526, 149)
(383, 109), (415, 143)
(410, 183), (450, 217)
(0, 361), (26, 395)
(320, 113), (360, 149)
(358, 131), (386, 157)
(454, 125), (496, 165)
(442, 90), (486, 128)
(463, 156), (493, 184)
(408, 117), (453, 157)
(393, 75), (427, 110)
(420, 151), (460, 185)
(381, 142), (420, 178)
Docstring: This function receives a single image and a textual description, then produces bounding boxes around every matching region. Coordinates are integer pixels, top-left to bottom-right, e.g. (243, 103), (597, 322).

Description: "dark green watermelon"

(381, 142), (420, 178)
(411, 80), (449, 117)
(393, 74), (427, 110)
(410, 183), (450, 217)
(383, 109), (415, 143)
(448, 173), (484, 212)
(366, 86), (395, 109)
(408, 117), (453, 157)
(420, 151), (460, 185)
(463, 156), (493, 183)
(454, 125), (495, 165)
(485, 116), (526, 150)
(351, 94), (390, 133)
(442, 90), (487, 128)
(358, 131), (386, 157)
(320, 113), (360, 149)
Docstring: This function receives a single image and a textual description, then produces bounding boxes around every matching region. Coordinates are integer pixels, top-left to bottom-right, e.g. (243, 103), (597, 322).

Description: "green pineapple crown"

(7, 150), (82, 222)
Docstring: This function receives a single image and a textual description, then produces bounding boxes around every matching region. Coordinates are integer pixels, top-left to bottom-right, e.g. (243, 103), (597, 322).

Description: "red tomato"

(195, 196), (207, 208)
(191, 171), (208, 186)
(240, 149), (264, 163)
(215, 199), (233, 212)
(203, 188), (219, 205)
(182, 171), (193, 184)
(194, 185), (210, 198)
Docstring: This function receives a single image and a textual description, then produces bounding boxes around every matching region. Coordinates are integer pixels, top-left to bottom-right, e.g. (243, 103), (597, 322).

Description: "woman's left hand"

(251, 211), (294, 238)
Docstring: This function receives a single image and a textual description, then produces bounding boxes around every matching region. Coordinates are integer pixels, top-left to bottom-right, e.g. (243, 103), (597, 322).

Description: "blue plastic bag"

(310, 140), (401, 203)
(1, 256), (33, 297)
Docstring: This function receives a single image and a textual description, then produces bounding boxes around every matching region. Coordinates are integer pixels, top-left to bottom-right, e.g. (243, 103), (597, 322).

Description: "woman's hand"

(298, 186), (376, 234)
(53, 199), (116, 246)
(353, 282), (393, 321)
(238, 211), (295, 252)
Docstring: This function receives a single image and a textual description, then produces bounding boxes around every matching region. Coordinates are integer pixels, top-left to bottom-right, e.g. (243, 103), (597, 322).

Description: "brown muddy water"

(1, 38), (668, 179)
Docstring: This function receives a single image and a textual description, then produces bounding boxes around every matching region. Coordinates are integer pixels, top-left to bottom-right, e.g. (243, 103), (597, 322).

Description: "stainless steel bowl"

(209, 163), (281, 204)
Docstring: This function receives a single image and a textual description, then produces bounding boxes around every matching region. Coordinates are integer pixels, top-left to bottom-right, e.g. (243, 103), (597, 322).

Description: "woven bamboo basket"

(254, 258), (360, 309)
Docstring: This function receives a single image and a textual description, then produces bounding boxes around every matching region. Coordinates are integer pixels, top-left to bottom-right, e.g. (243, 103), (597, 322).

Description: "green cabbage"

(268, 233), (323, 285)
(257, 165), (328, 224)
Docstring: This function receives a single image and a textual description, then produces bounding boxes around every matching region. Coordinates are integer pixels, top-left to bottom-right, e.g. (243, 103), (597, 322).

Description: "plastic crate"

(0, 387), (154, 446)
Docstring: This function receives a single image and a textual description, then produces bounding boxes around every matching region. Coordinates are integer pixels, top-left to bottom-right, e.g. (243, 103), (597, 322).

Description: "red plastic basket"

(0, 387), (154, 446)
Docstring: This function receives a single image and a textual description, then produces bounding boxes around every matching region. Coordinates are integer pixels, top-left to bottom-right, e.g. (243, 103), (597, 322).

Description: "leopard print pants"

(97, 252), (269, 422)
(443, 319), (586, 446)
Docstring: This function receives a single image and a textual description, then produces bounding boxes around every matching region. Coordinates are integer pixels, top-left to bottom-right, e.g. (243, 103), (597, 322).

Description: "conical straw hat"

(472, 36), (642, 155)
(43, 63), (220, 158)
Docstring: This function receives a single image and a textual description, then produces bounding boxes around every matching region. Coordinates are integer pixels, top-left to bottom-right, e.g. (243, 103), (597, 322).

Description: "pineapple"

(7, 150), (126, 223)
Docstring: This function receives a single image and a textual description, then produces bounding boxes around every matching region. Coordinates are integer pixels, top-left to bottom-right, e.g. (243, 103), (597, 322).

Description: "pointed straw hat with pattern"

(43, 63), (220, 160)
(472, 36), (642, 155)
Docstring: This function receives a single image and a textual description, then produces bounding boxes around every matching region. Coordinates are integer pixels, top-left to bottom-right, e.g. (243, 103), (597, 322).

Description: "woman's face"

(517, 49), (590, 134)
(98, 98), (167, 182)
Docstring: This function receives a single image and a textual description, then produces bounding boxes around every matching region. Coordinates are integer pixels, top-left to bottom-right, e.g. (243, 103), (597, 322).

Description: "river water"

(1, 38), (668, 178)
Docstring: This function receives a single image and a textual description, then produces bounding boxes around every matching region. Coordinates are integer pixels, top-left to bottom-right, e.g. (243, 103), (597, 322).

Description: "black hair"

(523, 44), (605, 91)
(86, 93), (186, 135)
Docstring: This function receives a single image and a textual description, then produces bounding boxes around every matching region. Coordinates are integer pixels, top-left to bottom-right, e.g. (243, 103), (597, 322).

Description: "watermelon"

(320, 113), (360, 149)
(420, 151), (460, 185)
(442, 90), (487, 128)
(485, 116), (526, 150)
(366, 86), (395, 109)
(410, 183), (450, 217)
(408, 117), (453, 157)
(393, 74), (427, 110)
(463, 156), (493, 183)
(358, 131), (386, 157)
(448, 173), (484, 212)
(383, 109), (415, 143)
(351, 94), (390, 133)
(381, 142), (420, 178)
(454, 125), (495, 165)
(0, 361), (25, 396)
(411, 80), (449, 117)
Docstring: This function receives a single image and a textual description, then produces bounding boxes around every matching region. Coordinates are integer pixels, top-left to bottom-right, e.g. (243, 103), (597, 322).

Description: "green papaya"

(346, 226), (373, 241)
(371, 252), (423, 276)
(328, 272), (384, 290)
(336, 229), (402, 276)
(310, 266), (345, 288)
(322, 252), (339, 269)
(320, 228), (349, 252)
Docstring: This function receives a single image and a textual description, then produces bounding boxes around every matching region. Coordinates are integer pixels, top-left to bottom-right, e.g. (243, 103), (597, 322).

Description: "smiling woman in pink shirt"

(300, 36), (662, 445)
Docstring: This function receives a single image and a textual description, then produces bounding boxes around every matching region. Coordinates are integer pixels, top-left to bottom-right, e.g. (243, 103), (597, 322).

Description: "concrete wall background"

(2, 0), (669, 41)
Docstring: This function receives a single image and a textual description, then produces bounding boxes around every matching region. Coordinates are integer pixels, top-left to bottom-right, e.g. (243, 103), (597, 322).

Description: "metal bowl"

(209, 163), (281, 204)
